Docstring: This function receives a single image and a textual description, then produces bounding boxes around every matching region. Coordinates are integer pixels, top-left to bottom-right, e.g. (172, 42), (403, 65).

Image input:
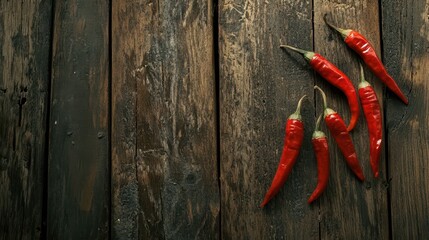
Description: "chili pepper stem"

(288, 95), (307, 120)
(358, 63), (371, 89)
(323, 14), (352, 39)
(314, 86), (335, 116)
(312, 114), (326, 139)
(280, 44), (315, 62)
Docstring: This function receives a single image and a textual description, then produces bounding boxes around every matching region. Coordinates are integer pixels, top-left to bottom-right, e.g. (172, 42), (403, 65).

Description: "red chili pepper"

(358, 64), (382, 178)
(314, 86), (365, 181)
(308, 114), (330, 204)
(260, 95), (306, 208)
(280, 44), (360, 132)
(324, 15), (408, 105)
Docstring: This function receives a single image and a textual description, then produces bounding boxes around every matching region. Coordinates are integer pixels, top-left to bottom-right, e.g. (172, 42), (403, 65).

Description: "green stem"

(323, 14), (351, 39)
(358, 63), (370, 88)
(280, 45), (307, 55)
(315, 113), (323, 131)
(295, 95), (307, 114)
(314, 86), (328, 110)
(288, 95), (307, 120)
(312, 113), (326, 139)
(360, 63), (365, 83)
(280, 44), (315, 61)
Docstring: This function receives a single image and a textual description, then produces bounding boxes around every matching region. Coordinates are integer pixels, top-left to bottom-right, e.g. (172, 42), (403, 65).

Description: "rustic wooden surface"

(1, 0), (428, 239)
(0, 1), (52, 239)
(313, 1), (389, 239)
(111, 0), (219, 239)
(219, 0), (319, 239)
(47, 0), (110, 238)
(382, 0), (429, 239)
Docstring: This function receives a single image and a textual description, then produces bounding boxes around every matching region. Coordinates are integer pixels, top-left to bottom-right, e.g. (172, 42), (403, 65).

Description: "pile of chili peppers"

(260, 16), (407, 207)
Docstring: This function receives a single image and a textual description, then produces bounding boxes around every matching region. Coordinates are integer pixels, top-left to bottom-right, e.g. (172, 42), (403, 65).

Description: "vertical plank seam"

(18, 1), (24, 129)
(213, 0), (222, 238)
(108, 0), (113, 238)
(19, 1), (26, 239)
(378, 0), (393, 239)
(135, 55), (140, 240)
(310, 1), (321, 239)
(41, 0), (56, 237)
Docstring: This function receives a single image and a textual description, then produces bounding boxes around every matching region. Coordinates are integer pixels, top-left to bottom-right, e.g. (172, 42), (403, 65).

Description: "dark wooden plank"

(0, 1), (52, 239)
(219, 1), (319, 239)
(47, 0), (109, 238)
(313, 1), (389, 239)
(111, 1), (219, 239)
(381, 0), (429, 238)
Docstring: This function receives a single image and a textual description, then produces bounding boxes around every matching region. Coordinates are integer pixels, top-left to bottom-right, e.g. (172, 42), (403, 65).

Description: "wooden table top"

(1, 0), (427, 239)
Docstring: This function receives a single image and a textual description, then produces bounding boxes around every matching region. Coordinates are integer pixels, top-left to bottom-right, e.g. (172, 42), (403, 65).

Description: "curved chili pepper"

(314, 86), (365, 181)
(260, 95), (306, 208)
(280, 44), (360, 132)
(308, 114), (330, 204)
(324, 15), (408, 105)
(358, 64), (382, 178)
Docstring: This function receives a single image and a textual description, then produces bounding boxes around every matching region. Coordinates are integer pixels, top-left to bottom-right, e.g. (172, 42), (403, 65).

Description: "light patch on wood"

(184, 18), (214, 131)
(419, 1), (429, 42)
(408, 118), (420, 130)
(209, 201), (220, 219)
(187, 199), (193, 222)
(69, 0), (78, 17)
(401, 54), (429, 88)
(182, 0), (195, 27)
(139, 148), (166, 178)
(295, 11), (310, 21)
(330, 1), (355, 10)
(75, 18), (86, 35)
(79, 163), (97, 212)
(222, 1), (244, 16)
(367, 193), (376, 225)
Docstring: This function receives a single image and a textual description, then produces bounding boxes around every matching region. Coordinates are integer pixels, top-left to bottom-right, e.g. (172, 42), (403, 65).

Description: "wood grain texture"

(47, 0), (109, 238)
(111, 1), (219, 239)
(313, 1), (390, 239)
(382, 0), (429, 238)
(219, 0), (319, 239)
(0, 1), (52, 239)
(1, 0), (428, 238)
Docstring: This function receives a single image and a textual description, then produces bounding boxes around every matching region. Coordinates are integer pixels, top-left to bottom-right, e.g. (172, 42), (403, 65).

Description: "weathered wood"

(111, 0), (219, 239)
(219, 0), (319, 239)
(381, 0), (429, 238)
(47, 0), (109, 238)
(0, 1), (52, 239)
(313, 1), (389, 239)
(1, 0), (427, 238)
